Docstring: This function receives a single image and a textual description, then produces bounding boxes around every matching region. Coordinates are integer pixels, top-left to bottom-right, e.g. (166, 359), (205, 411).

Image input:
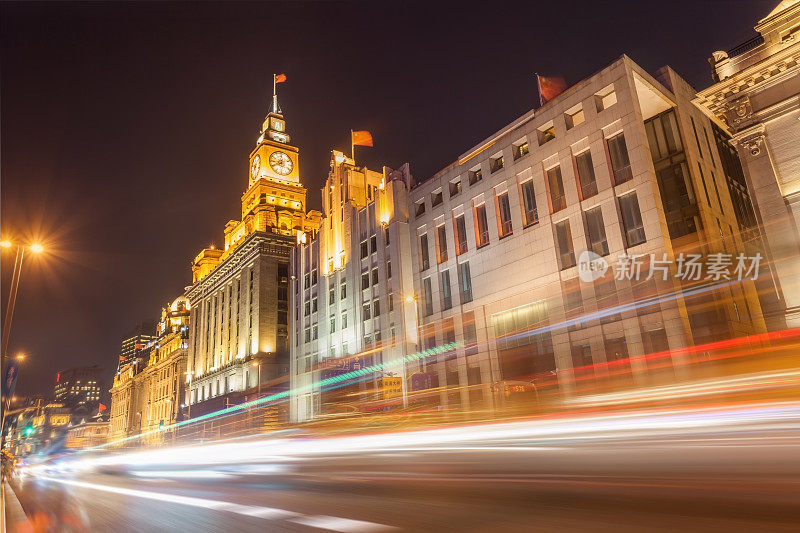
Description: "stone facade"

(290, 153), (416, 422)
(695, 0), (800, 327)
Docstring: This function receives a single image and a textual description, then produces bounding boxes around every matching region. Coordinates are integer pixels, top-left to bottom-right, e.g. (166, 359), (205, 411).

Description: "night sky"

(1, 0), (775, 399)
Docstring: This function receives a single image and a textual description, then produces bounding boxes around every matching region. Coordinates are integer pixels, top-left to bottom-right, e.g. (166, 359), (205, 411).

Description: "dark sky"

(1, 0), (775, 398)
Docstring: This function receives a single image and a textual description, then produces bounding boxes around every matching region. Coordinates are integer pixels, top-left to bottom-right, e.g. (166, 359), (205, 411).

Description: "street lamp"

(252, 361), (262, 399)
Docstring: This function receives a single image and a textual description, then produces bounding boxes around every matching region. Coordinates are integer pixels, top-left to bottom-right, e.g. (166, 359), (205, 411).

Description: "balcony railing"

(524, 208), (539, 227)
(613, 165), (633, 185)
(499, 220), (513, 237)
(438, 250), (448, 264)
(456, 240), (468, 255)
(477, 231), (489, 247)
(551, 195), (567, 213)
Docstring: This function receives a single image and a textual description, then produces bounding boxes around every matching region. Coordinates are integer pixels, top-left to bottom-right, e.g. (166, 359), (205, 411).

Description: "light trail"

(24, 402), (800, 478)
(37, 477), (397, 532)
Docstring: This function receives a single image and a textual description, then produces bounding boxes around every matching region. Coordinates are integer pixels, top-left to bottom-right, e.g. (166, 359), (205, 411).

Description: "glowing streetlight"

(0, 240), (11, 248)
(15, 353), (26, 361)
(29, 243), (44, 254)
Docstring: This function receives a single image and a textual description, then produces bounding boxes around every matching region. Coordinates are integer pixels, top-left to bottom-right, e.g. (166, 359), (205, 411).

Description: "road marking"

(291, 515), (398, 532)
(38, 477), (397, 531)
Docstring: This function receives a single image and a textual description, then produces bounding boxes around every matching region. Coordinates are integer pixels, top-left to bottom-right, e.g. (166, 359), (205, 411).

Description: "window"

(585, 206), (609, 256)
(565, 103), (585, 129)
(370, 235), (377, 254)
(329, 287), (335, 305)
(607, 132), (633, 185)
(304, 301), (310, 316)
(469, 168), (482, 185)
(537, 122), (555, 146)
(458, 262), (473, 303)
(520, 179), (538, 226)
(595, 84), (616, 111)
(454, 215), (468, 255)
(341, 312), (347, 329)
(646, 109), (700, 239)
(496, 191), (513, 237)
(490, 155), (504, 173)
(373, 300), (381, 317)
(575, 150), (597, 199)
(312, 298), (318, 313)
(436, 224), (448, 263)
(361, 272), (370, 290)
(513, 140), (530, 160)
(449, 177), (462, 197)
(415, 200), (426, 217)
(311, 270), (317, 285)
(420, 234), (430, 270)
(619, 192), (646, 247)
(388, 293), (394, 312)
(474, 203), (489, 247)
(340, 280), (346, 300)
(312, 325), (318, 340)
(360, 240), (368, 259)
(546, 165), (567, 213)
(387, 260), (392, 279)
(555, 220), (576, 270)
(422, 277), (433, 316)
(431, 189), (443, 207)
(362, 303), (371, 320)
(330, 316), (336, 333)
(369, 268), (376, 285)
(384, 226), (390, 246)
(441, 270), (452, 310)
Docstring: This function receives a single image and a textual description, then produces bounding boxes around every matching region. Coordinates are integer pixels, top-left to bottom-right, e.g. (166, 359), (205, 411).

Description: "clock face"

(269, 151), (293, 175)
(250, 154), (261, 178)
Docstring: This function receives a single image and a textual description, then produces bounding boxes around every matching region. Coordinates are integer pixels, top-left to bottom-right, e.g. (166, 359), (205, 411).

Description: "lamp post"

(184, 370), (194, 419)
(1, 240), (43, 360)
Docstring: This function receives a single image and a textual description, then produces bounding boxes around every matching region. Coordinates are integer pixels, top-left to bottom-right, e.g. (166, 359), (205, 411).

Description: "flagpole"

(350, 129), (354, 164)
(272, 74), (277, 113)
(535, 72), (543, 108)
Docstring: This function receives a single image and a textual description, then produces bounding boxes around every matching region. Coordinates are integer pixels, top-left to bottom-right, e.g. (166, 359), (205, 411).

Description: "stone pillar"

(735, 125), (800, 327)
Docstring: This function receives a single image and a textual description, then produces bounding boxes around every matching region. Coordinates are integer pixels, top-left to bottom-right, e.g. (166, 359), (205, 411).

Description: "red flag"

(351, 130), (373, 147)
(537, 75), (567, 106)
(119, 355), (125, 362)
(134, 343), (145, 350)
(98, 403), (107, 412)
(274, 73), (287, 84)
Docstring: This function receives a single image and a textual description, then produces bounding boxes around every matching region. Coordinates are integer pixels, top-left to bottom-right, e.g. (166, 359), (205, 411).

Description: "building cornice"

(185, 231), (293, 302)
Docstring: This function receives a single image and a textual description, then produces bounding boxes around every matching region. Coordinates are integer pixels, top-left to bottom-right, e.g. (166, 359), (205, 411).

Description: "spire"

(258, 73), (290, 145)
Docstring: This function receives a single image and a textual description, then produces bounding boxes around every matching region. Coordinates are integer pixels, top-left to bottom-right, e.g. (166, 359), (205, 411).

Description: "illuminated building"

(138, 297), (190, 437)
(290, 153), (416, 422)
(53, 365), (102, 411)
(118, 321), (157, 369)
(694, 0), (800, 328)
(185, 85), (321, 416)
(4, 400), (72, 457)
(109, 297), (190, 441)
(407, 56), (767, 406)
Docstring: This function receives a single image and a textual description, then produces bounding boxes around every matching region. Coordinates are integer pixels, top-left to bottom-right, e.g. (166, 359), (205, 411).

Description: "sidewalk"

(2, 480), (31, 533)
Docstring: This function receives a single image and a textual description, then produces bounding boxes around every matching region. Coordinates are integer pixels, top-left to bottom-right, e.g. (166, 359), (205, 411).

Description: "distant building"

(53, 365), (102, 411)
(290, 153), (416, 422)
(65, 418), (110, 450)
(185, 86), (320, 417)
(695, 0), (800, 328)
(119, 320), (157, 369)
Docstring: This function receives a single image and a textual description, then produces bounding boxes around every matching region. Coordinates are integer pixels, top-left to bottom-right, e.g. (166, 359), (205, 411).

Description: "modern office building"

(406, 55), (767, 408)
(694, 0), (800, 328)
(53, 365), (102, 411)
(290, 153), (416, 422)
(185, 87), (321, 416)
(118, 321), (157, 370)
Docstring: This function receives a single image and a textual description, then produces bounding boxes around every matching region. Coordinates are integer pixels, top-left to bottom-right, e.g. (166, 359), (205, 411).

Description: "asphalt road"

(10, 403), (800, 532)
